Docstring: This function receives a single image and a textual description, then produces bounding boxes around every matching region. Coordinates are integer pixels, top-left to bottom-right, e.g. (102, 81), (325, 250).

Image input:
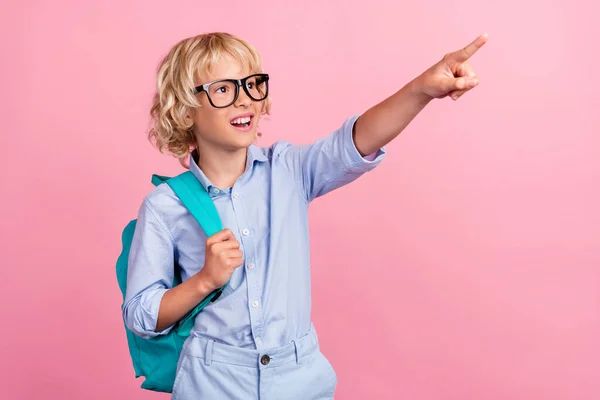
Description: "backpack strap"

(165, 171), (222, 237)
(153, 171), (229, 336)
(151, 174), (170, 186)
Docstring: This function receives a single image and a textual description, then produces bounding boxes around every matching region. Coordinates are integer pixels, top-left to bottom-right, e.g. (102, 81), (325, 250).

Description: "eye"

(215, 86), (228, 94)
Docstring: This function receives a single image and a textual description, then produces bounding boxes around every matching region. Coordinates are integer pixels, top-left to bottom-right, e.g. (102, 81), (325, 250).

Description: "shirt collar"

(189, 144), (268, 193)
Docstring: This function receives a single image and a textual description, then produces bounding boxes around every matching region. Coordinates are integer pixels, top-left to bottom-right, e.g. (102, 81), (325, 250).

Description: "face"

(189, 54), (265, 153)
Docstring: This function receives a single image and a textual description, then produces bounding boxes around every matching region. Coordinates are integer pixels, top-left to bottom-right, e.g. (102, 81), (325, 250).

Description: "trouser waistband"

(184, 325), (319, 369)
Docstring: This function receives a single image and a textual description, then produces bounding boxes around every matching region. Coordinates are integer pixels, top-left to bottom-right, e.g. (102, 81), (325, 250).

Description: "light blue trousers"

(171, 324), (338, 399)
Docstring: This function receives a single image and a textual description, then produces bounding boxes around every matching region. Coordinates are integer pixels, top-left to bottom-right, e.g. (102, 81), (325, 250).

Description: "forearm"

(155, 271), (215, 332)
(353, 77), (432, 156)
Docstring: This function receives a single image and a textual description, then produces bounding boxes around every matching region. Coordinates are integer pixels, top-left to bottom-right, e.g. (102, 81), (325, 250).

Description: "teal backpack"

(116, 171), (228, 393)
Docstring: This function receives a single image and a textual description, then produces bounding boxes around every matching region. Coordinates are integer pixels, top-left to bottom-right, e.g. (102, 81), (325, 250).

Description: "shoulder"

(250, 140), (296, 157)
(265, 140), (297, 159)
(142, 181), (187, 224)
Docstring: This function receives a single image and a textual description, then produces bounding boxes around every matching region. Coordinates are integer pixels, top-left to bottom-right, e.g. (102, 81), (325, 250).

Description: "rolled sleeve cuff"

(342, 114), (386, 171)
(128, 287), (174, 339)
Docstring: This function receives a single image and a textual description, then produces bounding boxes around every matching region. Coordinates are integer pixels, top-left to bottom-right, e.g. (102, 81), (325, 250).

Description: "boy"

(123, 32), (487, 399)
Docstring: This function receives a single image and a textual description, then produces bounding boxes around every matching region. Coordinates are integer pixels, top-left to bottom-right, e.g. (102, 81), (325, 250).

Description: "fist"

(198, 228), (244, 291)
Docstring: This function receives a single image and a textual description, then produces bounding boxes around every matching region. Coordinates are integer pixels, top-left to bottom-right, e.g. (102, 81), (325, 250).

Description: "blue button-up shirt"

(123, 115), (385, 350)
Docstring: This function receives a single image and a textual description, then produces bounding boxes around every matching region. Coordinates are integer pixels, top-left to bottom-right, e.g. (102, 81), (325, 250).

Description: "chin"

(223, 133), (256, 151)
(230, 129), (257, 146)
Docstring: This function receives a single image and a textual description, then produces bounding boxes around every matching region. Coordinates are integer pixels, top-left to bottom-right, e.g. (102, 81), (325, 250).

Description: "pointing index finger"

(452, 33), (488, 62)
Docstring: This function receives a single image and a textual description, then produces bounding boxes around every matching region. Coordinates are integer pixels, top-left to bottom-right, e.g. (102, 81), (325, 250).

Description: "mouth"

(230, 114), (254, 132)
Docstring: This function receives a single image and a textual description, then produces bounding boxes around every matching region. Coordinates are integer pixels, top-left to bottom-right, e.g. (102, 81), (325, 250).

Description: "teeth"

(231, 116), (251, 125)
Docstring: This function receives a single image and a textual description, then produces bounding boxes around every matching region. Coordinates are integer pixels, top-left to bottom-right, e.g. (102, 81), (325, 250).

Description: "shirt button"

(213, 188), (220, 194)
(251, 300), (259, 308)
(261, 355), (270, 365)
(247, 262), (255, 269)
(242, 228), (250, 236)
(255, 337), (262, 345)
(233, 192), (240, 199)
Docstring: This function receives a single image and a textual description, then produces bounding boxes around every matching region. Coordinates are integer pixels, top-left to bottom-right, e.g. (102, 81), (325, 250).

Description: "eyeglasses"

(193, 73), (270, 108)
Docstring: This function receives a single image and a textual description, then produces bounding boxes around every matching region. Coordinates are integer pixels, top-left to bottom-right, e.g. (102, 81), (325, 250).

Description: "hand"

(197, 228), (244, 291)
(414, 33), (488, 101)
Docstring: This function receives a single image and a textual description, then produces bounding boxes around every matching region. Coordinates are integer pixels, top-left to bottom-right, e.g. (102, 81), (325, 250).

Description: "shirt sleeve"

(278, 115), (386, 202)
(122, 197), (176, 339)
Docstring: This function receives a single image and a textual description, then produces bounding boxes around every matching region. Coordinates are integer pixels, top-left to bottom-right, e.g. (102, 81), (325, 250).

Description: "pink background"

(1, 0), (599, 399)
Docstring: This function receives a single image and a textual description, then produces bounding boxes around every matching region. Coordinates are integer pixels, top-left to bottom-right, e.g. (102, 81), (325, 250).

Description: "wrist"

(193, 270), (217, 295)
(410, 75), (434, 104)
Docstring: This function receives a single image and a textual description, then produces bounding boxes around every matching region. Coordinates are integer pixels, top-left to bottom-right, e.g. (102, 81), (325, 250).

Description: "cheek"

(194, 107), (229, 129)
(254, 101), (265, 116)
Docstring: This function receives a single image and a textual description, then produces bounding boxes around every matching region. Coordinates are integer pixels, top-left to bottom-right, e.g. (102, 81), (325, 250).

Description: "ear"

(184, 105), (197, 123)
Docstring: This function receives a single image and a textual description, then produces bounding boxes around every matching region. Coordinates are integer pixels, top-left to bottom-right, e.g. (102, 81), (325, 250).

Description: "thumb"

(442, 76), (479, 93)
(207, 228), (235, 245)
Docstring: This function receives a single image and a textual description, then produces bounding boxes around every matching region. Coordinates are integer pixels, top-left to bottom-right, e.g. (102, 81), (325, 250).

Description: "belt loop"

(205, 339), (214, 366)
(292, 340), (301, 364)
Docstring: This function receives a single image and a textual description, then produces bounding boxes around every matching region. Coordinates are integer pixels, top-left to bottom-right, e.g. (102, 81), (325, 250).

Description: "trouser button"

(261, 355), (270, 365)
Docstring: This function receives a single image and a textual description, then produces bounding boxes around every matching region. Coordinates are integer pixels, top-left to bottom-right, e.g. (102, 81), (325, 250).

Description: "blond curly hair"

(148, 32), (271, 164)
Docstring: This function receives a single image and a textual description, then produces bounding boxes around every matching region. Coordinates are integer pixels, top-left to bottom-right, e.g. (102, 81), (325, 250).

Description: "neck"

(195, 142), (247, 189)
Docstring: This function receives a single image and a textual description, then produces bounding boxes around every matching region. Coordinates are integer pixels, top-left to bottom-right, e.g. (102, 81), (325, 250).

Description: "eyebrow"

(197, 73), (259, 86)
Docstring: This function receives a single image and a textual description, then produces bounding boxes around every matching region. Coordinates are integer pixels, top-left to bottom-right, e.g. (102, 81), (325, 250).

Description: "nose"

(234, 84), (252, 108)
